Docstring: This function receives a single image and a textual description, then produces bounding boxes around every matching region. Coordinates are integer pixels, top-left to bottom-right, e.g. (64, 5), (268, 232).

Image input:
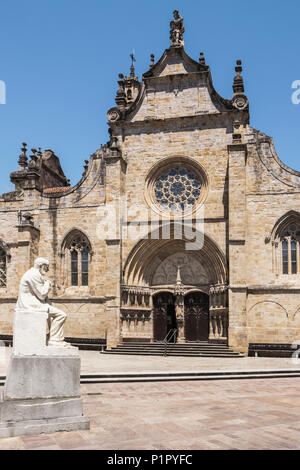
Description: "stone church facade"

(1, 12), (300, 354)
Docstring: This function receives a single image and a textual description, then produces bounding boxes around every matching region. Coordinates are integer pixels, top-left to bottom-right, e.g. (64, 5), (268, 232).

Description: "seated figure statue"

(16, 257), (71, 348)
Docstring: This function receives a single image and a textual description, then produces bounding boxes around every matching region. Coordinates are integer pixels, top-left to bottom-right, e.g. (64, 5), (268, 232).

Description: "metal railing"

(162, 329), (177, 357)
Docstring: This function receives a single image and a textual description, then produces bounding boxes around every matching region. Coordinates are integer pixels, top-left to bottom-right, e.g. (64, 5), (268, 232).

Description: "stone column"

(174, 267), (185, 343)
(174, 293), (185, 343)
(227, 142), (248, 353)
(102, 141), (126, 348)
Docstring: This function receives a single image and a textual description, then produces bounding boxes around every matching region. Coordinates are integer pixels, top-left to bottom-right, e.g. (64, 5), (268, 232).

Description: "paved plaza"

(1, 377), (300, 450)
(1, 350), (300, 450)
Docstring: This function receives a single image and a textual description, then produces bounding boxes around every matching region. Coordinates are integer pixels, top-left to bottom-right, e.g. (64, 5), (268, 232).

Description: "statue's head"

(34, 258), (50, 275)
(173, 10), (179, 19)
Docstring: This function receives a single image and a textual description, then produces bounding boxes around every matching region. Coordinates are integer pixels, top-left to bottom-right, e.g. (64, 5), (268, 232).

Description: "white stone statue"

(16, 258), (71, 348)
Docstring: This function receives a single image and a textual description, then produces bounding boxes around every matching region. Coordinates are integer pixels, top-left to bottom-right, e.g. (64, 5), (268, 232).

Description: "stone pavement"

(1, 350), (300, 449)
(2, 348), (300, 376)
(1, 377), (300, 449)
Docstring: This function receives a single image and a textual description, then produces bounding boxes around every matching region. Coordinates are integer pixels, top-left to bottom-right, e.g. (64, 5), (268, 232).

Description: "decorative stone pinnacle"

(235, 59), (242, 73)
(150, 54), (155, 67)
(174, 266), (185, 296)
(176, 266), (182, 285)
(37, 147), (42, 158)
(199, 52), (206, 65)
(130, 52), (136, 78)
(28, 148), (39, 170)
(170, 10), (185, 47)
(18, 142), (28, 170)
(82, 160), (89, 176)
(233, 59), (245, 94)
(115, 73), (126, 108)
(108, 127), (119, 151)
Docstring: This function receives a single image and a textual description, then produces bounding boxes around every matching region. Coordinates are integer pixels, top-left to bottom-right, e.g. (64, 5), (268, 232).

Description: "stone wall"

(1, 42), (300, 354)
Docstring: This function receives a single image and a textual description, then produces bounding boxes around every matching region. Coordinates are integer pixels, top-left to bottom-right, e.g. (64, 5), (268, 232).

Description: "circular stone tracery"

(154, 167), (202, 211)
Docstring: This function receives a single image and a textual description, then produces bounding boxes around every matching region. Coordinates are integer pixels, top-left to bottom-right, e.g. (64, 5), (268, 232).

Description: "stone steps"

(102, 351), (241, 357)
(118, 343), (229, 349)
(108, 346), (237, 352)
(103, 341), (243, 357)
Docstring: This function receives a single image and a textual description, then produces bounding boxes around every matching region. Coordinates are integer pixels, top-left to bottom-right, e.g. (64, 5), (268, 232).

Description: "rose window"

(154, 167), (202, 211)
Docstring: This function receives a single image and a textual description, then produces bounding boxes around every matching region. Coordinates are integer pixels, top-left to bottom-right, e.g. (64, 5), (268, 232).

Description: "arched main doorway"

(184, 292), (209, 341)
(153, 292), (177, 341)
(122, 230), (228, 344)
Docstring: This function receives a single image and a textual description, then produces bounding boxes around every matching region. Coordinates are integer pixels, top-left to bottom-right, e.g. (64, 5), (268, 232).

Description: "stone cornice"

(228, 284), (300, 293)
(111, 110), (248, 133)
(51, 296), (115, 303)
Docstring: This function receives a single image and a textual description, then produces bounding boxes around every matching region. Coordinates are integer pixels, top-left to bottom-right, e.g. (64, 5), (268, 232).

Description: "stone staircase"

(102, 341), (244, 358)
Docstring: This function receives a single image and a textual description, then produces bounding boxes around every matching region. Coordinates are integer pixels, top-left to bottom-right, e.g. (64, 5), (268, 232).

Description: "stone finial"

(82, 159), (89, 176)
(233, 59), (245, 94)
(115, 73), (126, 108)
(176, 266), (182, 285)
(170, 10), (185, 47)
(199, 52), (206, 65)
(232, 59), (249, 111)
(28, 148), (38, 169)
(130, 52), (136, 78)
(174, 266), (185, 296)
(18, 142), (28, 170)
(108, 127), (119, 152)
(37, 147), (42, 158)
(150, 54), (155, 67)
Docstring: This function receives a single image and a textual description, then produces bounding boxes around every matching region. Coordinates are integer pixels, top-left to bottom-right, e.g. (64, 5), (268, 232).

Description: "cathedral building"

(1, 11), (300, 355)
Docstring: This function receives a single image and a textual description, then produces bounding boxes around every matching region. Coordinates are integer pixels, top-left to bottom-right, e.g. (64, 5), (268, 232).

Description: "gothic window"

(280, 224), (300, 275)
(0, 247), (6, 287)
(62, 231), (92, 287)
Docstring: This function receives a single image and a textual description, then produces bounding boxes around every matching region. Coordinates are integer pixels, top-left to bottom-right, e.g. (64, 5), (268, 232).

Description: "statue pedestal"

(0, 310), (90, 437)
(13, 309), (48, 356)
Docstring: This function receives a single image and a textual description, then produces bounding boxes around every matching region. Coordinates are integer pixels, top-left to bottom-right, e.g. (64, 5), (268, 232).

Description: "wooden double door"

(184, 292), (209, 342)
(153, 292), (177, 342)
(153, 291), (209, 342)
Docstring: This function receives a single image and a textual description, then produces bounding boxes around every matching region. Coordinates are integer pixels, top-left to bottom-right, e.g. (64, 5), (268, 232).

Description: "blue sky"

(0, 0), (299, 192)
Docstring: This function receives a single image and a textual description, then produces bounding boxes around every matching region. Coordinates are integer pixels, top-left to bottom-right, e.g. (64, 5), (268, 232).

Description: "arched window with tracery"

(272, 214), (300, 276)
(280, 224), (300, 274)
(0, 247), (7, 287)
(61, 231), (92, 287)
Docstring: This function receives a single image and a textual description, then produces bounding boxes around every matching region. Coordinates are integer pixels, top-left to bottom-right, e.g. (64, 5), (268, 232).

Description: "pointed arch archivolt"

(123, 226), (227, 288)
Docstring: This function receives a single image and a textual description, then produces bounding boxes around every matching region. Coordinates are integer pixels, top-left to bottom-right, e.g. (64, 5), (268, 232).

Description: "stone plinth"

(0, 354), (90, 437)
(0, 309), (90, 437)
(4, 355), (81, 400)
